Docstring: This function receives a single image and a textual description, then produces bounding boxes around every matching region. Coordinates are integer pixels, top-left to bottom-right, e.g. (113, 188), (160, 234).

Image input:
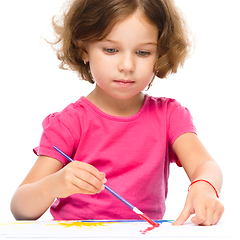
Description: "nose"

(118, 53), (135, 72)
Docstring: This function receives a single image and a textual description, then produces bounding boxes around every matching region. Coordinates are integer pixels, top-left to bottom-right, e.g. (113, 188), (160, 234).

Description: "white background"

(0, 0), (239, 222)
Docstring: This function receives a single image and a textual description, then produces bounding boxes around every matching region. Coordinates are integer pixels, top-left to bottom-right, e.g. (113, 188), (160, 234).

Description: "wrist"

(188, 179), (219, 198)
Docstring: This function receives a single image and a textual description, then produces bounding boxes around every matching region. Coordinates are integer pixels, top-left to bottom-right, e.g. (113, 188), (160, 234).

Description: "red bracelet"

(188, 180), (219, 198)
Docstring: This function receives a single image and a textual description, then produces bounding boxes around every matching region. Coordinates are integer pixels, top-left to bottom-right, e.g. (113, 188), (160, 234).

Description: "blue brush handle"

(104, 185), (135, 210)
(53, 146), (135, 210)
(53, 146), (73, 162)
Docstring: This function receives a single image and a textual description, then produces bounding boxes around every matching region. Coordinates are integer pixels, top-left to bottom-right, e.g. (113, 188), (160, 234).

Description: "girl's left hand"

(172, 181), (224, 226)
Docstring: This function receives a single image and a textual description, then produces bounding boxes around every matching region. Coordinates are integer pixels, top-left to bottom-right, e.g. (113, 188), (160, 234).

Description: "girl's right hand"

(51, 161), (107, 198)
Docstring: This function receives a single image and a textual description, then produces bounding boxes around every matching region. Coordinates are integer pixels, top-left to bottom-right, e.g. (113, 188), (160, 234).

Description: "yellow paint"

(46, 221), (116, 229)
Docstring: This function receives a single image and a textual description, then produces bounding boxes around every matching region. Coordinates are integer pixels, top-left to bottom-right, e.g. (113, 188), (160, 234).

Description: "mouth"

(113, 79), (135, 86)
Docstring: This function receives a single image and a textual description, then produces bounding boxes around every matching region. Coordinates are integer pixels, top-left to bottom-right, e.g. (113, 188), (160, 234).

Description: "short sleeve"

(33, 111), (79, 165)
(167, 100), (197, 165)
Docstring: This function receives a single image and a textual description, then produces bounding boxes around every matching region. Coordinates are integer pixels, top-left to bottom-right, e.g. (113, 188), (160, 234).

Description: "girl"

(11, 0), (224, 226)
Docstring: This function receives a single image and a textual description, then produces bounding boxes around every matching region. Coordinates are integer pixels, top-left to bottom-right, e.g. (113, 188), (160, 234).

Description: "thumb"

(172, 205), (192, 226)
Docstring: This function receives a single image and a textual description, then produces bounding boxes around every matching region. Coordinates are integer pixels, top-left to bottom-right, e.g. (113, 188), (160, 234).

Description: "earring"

(84, 59), (87, 65)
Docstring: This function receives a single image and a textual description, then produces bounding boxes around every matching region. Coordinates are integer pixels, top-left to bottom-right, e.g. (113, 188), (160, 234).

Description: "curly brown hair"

(51, 0), (191, 88)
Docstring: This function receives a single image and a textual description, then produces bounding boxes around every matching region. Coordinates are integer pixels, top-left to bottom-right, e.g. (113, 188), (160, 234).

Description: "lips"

(114, 79), (135, 84)
(113, 80), (135, 88)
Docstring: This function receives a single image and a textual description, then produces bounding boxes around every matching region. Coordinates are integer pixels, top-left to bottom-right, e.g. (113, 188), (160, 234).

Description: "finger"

(213, 204), (224, 225)
(191, 205), (207, 225)
(74, 169), (105, 192)
(172, 205), (192, 226)
(202, 206), (214, 226)
(70, 182), (98, 195)
(72, 161), (107, 189)
(212, 210), (220, 226)
(76, 162), (106, 183)
(202, 200), (225, 226)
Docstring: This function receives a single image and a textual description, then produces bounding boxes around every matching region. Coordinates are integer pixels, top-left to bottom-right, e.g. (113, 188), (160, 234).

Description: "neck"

(86, 85), (145, 117)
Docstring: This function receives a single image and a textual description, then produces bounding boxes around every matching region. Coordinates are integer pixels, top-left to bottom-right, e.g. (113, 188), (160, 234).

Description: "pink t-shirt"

(34, 95), (196, 220)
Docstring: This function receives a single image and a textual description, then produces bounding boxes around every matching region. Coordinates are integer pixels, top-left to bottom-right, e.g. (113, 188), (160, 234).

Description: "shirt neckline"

(81, 94), (149, 122)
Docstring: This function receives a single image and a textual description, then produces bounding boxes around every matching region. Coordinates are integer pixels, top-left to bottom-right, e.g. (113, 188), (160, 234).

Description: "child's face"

(83, 10), (159, 100)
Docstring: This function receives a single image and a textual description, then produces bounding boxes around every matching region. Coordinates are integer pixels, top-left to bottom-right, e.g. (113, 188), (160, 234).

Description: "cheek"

(88, 53), (115, 81)
(136, 61), (156, 82)
(89, 59), (105, 81)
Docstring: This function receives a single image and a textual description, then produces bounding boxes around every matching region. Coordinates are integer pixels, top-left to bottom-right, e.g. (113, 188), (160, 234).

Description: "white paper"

(0, 220), (239, 239)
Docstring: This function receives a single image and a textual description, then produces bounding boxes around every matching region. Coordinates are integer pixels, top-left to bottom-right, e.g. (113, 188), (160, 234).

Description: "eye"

(136, 51), (151, 57)
(104, 48), (118, 54)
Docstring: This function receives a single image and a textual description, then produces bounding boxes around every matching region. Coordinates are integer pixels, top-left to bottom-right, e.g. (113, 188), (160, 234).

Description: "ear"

(76, 40), (89, 63)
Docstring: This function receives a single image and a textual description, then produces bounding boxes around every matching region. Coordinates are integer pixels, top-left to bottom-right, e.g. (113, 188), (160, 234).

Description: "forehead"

(103, 10), (159, 45)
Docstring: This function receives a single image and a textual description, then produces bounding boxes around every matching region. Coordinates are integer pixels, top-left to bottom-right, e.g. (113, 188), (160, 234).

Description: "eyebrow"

(102, 39), (158, 46)
(139, 42), (158, 46)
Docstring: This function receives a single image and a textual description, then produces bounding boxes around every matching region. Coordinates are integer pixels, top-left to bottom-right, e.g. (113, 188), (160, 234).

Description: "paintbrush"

(53, 146), (159, 227)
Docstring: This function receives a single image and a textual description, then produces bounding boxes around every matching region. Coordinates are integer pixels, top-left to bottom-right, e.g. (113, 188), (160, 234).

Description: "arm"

(11, 156), (63, 220)
(171, 133), (224, 226)
(11, 155), (106, 220)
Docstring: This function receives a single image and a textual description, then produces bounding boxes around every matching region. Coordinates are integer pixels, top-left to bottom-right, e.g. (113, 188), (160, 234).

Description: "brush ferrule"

(133, 207), (143, 215)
